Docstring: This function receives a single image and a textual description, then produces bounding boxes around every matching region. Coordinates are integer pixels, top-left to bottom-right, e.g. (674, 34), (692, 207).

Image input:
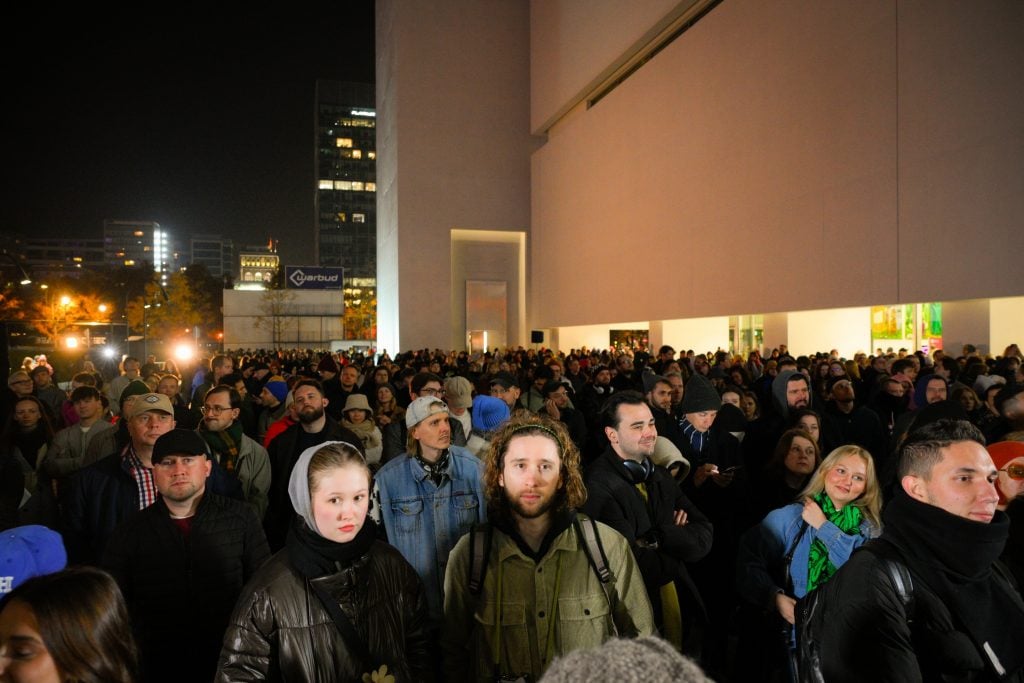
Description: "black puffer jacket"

(102, 493), (271, 683)
(217, 541), (433, 683)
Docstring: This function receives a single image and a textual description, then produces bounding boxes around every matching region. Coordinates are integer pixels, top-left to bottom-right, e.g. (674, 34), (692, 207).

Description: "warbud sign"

(285, 266), (345, 290)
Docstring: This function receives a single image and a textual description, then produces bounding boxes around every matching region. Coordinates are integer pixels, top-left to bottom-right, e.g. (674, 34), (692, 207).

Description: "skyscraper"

(315, 80), (377, 341)
(314, 80), (376, 276)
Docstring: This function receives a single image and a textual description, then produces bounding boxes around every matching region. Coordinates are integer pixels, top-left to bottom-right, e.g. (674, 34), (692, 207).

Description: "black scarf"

(493, 508), (575, 562)
(414, 448), (450, 487)
(883, 490), (1024, 678)
(285, 516), (376, 579)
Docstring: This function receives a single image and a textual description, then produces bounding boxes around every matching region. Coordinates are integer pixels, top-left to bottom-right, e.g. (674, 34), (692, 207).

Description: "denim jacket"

(373, 445), (486, 621)
(738, 501), (880, 609)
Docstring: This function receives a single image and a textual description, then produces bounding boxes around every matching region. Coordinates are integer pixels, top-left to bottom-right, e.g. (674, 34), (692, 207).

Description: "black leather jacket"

(217, 541), (434, 682)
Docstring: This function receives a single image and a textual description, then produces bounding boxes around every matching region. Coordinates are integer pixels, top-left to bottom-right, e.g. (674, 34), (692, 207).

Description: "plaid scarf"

(200, 421), (244, 473)
(806, 491), (862, 592)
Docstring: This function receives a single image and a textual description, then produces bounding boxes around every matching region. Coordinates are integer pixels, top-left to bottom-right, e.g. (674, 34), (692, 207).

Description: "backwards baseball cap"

(406, 395), (449, 428)
(0, 525), (67, 594)
(152, 429), (209, 464)
(126, 392), (174, 419)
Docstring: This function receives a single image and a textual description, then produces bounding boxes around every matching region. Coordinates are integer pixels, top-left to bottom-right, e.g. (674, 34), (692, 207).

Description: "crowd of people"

(2, 341), (1023, 682)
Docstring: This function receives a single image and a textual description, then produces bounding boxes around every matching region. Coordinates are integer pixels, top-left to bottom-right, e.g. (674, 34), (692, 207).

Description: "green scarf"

(805, 491), (862, 592)
(199, 421), (244, 473)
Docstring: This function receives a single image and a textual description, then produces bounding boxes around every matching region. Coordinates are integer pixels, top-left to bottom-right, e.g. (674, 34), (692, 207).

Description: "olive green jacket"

(441, 515), (655, 681)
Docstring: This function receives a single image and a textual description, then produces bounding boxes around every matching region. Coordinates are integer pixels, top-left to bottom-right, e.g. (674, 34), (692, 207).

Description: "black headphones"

(622, 457), (654, 484)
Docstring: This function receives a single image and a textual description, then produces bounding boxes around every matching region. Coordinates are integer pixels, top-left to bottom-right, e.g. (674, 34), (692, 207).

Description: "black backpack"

(794, 542), (915, 683)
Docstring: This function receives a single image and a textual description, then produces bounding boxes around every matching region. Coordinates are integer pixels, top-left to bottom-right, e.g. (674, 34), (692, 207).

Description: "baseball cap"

(0, 526), (67, 594)
(406, 396), (449, 428)
(126, 392), (175, 419)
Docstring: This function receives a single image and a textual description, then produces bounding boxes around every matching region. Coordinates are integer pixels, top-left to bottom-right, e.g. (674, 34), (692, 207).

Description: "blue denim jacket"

(373, 446), (486, 622)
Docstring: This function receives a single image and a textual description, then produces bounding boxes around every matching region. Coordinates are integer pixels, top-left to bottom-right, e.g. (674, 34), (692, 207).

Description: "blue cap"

(0, 525), (67, 594)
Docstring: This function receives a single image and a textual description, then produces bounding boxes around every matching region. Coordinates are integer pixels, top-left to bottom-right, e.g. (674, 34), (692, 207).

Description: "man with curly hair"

(441, 414), (654, 681)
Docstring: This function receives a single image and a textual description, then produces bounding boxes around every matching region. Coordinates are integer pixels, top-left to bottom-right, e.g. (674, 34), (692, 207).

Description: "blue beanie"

(472, 394), (510, 432)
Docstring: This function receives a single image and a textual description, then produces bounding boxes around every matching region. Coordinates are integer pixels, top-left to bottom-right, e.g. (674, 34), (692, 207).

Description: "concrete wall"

(530, 0), (689, 133)
(530, 0), (1024, 330)
(786, 307), (872, 358)
(376, 0), (539, 352)
(223, 290), (344, 349)
(660, 316), (730, 355)
(990, 297), (1024, 356)
(942, 299), (992, 356)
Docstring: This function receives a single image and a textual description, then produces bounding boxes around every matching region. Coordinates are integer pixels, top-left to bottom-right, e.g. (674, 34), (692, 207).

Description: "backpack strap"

(860, 540), (915, 623)
(574, 513), (614, 584)
(468, 523), (493, 596)
(573, 513), (640, 638)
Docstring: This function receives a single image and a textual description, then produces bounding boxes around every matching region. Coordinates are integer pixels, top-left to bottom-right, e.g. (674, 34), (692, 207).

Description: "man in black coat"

(816, 420), (1024, 682)
(103, 429), (270, 683)
(63, 393), (242, 564)
(582, 391), (712, 655)
(263, 378), (363, 550)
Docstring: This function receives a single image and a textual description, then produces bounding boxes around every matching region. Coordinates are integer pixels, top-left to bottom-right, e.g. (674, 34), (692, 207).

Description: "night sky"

(1, 9), (375, 267)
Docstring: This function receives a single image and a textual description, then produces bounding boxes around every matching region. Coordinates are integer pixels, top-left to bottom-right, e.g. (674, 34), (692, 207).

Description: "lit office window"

(368, 151), (376, 160)
(365, 183), (376, 192)
(351, 181), (364, 191)
(353, 214), (366, 223)
(336, 138), (353, 148)
(352, 150), (362, 159)
(335, 180), (353, 191)
(319, 179), (334, 190)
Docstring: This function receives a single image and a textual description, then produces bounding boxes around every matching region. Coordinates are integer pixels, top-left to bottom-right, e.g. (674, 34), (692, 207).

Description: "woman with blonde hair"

(737, 444), (881, 681)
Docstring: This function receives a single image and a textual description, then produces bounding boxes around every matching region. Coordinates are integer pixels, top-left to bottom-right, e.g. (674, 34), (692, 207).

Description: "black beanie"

(681, 374), (721, 413)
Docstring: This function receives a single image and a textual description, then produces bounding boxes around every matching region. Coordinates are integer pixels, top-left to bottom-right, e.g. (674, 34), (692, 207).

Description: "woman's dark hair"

(0, 567), (138, 683)
(5, 395), (55, 443)
(768, 428), (821, 475)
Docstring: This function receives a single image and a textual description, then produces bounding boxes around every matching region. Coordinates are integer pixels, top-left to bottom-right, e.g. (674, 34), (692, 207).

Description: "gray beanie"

(287, 440), (364, 537)
(540, 636), (710, 682)
(680, 374), (721, 413)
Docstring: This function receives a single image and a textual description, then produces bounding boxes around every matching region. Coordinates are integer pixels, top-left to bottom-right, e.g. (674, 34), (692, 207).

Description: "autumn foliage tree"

(126, 269), (220, 341)
(30, 292), (112, 341)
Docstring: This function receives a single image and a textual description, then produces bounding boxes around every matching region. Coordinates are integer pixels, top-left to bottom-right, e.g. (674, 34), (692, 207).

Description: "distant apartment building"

(190, 234), (235, 280)
(103, 220), (177, 282)
(15, 236), (106, 279)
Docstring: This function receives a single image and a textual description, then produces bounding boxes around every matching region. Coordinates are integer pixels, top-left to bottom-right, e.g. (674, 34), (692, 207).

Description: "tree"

(125, 271), (218, 341)
(254, 289), (296, 349)
(30, 291), (111, 341)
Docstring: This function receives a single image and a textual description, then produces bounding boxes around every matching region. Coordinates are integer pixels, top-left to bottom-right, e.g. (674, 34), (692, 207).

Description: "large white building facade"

(375, 0), (1024, 357)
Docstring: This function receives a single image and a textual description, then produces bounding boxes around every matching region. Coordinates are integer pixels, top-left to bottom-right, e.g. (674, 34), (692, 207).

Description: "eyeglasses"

(420, 388), (445, 397)
(1000, 464), (1024, 480)
(201, 405), (234, 415)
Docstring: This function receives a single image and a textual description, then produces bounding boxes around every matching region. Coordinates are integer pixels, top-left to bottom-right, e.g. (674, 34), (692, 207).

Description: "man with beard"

(442, 414), (654, 681)
(823, 377), (886, 464)
(644, 374), (682, 447)
(745, 369), (815, 469)
(103, 429), (270, 683)
(263, 379), (362, 549)
(198, 385), (271, 519)
(373, 396), (486, 628)
(583, 392), (712, 655)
